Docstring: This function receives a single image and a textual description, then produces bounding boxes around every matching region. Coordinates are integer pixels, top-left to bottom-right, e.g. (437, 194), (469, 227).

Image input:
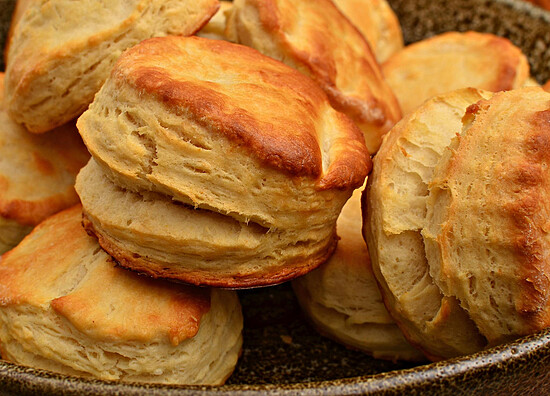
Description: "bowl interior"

(0, 0), (550, 394)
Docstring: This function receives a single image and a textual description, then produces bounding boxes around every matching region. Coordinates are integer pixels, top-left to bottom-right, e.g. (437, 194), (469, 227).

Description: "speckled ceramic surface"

(0, 0), (549, 395)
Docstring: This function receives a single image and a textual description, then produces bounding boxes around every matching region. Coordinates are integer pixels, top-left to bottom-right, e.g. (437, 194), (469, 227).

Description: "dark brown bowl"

(1, 0), (550, 394)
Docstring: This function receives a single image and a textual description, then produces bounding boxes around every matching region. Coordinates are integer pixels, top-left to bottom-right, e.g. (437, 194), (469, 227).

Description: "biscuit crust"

(382, 31), (530, 115)
(225, 0), (402, 154)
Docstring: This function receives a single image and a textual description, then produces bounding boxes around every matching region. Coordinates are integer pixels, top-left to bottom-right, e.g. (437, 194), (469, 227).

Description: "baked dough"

(0, 205), (243, 385)
(4, 0), (220, 133)
(364, 88), (491, 360)
(0, 72), (89, 253)
(382, 31), (530, 115)
(293, 185), (425, 361)
(197, 0), (233, 41)
(423, 87), (550, 346)
(225, 0), (402, 154)
(76, 36), (370, 287)
(332, 0), (403, 63)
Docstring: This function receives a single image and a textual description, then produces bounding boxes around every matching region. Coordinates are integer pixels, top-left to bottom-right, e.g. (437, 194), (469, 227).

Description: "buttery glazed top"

(105, 35), (370, 187)
(226, 0), (402, 154)
(0, 205), (211, 345)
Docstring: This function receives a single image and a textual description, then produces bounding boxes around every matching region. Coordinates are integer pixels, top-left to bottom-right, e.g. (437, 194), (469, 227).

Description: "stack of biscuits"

(1, 0), (550, 387)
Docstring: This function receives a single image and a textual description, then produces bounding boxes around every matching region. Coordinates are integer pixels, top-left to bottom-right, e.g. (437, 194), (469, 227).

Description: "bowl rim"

(1, 327), (549, 395)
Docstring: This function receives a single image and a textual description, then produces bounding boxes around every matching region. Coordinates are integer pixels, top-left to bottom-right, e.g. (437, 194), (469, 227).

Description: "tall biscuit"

(76, 36), (370, 287)
(364, 88), (492, 360)
(423, 87), (550, 346)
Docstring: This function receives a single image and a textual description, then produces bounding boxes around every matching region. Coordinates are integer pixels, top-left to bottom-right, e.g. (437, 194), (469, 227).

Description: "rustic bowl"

(0, 0), (549, 395)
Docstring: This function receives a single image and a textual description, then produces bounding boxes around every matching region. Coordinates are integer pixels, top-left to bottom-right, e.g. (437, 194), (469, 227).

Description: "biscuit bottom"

(76, 159), (337, 288)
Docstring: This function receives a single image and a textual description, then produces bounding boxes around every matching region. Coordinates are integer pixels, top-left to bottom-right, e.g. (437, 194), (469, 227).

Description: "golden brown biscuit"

(382, 31), (530, 115)
(423, 87), (550, 346)
(225, 0), (402, 154)
(76, 36), (370, 287)
(0, 205), (243, 384)
(364, 88), (492, 360)
(293, 186), (425, 361)
(543, 80), (550, 92)
(332, 0), (403, 63)
(0, 72), (89, 253)
(5, 0), (220, 133)
(197, 1), (233, 41)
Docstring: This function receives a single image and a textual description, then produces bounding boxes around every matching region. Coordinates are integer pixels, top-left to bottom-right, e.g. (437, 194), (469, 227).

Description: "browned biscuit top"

(226, 0), (401, 154)
(110, 35), (369, 187)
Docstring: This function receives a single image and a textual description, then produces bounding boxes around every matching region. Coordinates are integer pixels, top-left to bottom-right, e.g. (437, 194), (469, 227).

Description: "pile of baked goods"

(0, 0), (549, 386)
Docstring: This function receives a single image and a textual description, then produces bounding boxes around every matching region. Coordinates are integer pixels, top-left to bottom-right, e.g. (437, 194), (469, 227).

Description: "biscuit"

(293, 186), (425, 361)
(225, 0), (402, 154)
(0, 72), (89, 253)
(332, 0), (403, 63)
(364, 88), (492, 360)
(197, 1), (233, 41)
(0, 205), (243, 385)
(423, 87), (550, 346)
(5, 0), (220, 133)
(382, 31), (530, 115)
(76, 36), (370, 287)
